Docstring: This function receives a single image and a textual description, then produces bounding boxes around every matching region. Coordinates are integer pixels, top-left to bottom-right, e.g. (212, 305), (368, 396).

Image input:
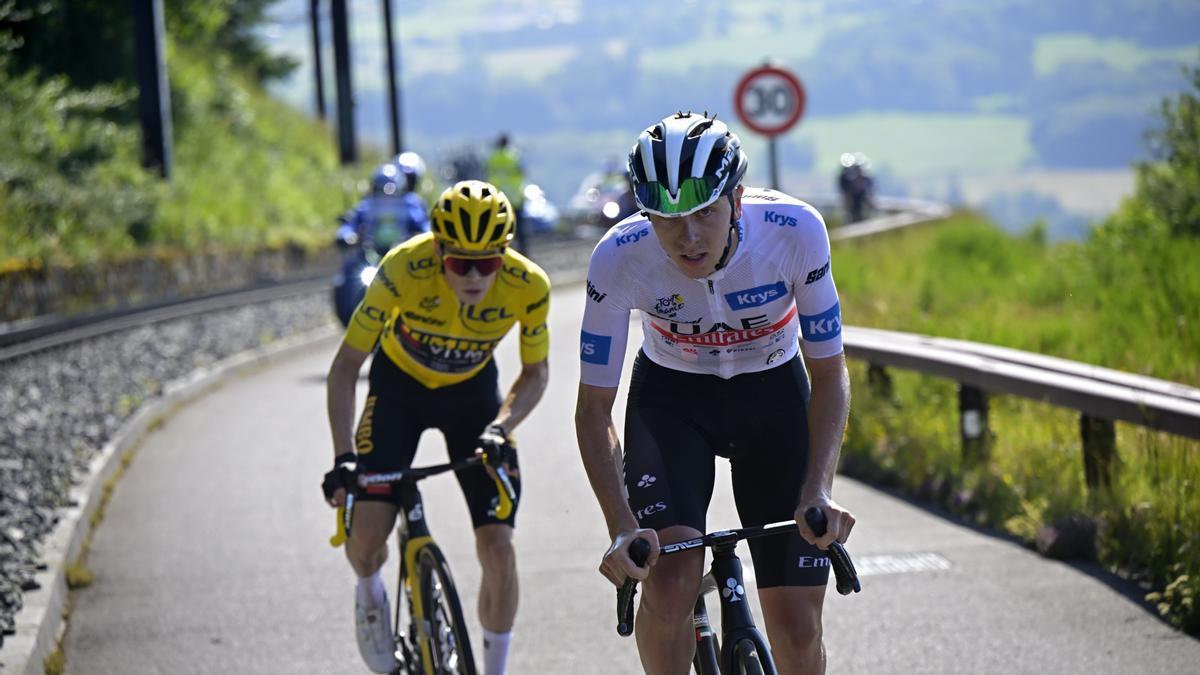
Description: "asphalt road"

(64, 286), (1199, 674)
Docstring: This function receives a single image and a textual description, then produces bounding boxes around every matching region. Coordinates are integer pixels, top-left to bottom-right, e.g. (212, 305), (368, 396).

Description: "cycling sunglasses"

(634, 175), (722, 215)
(443, 255), (504, 276)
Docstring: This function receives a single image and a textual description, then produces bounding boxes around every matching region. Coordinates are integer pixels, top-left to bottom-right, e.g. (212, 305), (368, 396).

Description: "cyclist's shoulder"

(380, 232), (437, 275)
(498, 247), (550, 295)
(741, 188), (828, 244)
(591, 212), (654, 265)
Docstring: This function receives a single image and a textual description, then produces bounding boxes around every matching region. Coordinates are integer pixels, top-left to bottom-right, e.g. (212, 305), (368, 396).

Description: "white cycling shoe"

(356, 593), (400, 673)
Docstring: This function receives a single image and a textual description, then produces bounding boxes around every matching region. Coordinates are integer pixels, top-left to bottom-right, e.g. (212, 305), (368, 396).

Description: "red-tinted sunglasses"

(443, 255), (504, 276)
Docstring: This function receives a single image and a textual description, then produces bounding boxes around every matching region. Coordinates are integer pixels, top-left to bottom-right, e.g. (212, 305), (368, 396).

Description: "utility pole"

(309, 0), (326, 120)
(330, 0), (357, 164)
(381, 0), (403, 155)
(132, 0), (173, 178)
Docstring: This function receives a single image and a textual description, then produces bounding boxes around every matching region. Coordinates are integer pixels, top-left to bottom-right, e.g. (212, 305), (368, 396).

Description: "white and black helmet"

(627, 112), (748, 217)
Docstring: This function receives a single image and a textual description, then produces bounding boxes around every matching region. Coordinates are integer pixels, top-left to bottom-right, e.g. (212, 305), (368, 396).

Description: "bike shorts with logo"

(352, 353), (520, 528)
(623, 350), (830, 588)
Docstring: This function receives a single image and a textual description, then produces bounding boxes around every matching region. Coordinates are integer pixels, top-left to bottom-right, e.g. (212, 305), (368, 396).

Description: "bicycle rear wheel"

(731, 637), (768, 675)
(416, 544), (477, 674)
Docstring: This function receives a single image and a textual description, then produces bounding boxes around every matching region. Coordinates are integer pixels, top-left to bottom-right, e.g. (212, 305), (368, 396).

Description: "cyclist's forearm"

(801, 357), (851, 502)
(327, 344), (369, 457)
(492, 359), (549, 432)
(577, 423), (637, 536)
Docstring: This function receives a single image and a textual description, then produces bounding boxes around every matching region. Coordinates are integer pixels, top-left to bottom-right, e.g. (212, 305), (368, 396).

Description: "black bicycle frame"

(704, 532), (777, 674)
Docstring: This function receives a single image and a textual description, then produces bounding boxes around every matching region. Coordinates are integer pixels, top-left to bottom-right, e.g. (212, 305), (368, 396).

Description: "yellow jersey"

(343, 232), (551, 389)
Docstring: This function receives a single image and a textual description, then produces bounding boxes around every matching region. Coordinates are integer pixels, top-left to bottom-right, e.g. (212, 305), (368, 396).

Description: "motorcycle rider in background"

(333, 153), (431, 326)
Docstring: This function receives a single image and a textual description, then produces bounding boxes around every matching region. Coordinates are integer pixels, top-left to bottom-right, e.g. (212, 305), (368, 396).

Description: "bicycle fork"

(709, 540), (777, 675)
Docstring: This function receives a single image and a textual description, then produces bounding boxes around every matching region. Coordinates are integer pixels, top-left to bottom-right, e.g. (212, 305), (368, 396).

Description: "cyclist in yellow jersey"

(323, 180), (550, 674)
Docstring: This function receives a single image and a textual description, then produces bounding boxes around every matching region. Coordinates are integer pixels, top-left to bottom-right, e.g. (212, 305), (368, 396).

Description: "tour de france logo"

(655, 293), (685, 318)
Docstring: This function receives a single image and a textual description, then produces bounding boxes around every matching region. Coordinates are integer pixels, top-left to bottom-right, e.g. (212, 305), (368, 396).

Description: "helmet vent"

(460, 185), (472, 198)
(478, 211), (492, 241)
(458, 207), (474, 241)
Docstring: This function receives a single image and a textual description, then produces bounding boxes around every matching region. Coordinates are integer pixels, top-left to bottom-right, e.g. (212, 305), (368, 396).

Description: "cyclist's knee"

(642, 553), (703, 621)
(346, 502), (396, 559)
(474, 524), (515, 568)
(761, 586), (824, 656)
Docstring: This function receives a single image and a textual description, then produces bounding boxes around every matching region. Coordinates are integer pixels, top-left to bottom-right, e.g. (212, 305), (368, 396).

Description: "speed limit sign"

(734, 64), (806, 137)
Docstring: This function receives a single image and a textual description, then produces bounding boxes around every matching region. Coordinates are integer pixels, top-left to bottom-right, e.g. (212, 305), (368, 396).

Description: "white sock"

(481, 629), (512, 675)
(356, 570), (387, 608)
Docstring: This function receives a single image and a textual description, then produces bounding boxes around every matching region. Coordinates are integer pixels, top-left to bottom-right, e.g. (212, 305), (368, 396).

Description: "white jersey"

(579, 188), (843, 387)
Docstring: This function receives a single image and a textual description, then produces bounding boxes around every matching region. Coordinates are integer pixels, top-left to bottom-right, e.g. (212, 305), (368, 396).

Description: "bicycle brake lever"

(616, 538), (651, 637)
(492, 466), (516, 520)
(804, 507), (861, 595)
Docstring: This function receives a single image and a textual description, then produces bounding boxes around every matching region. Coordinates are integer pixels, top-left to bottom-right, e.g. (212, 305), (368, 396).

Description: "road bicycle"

(617, 508), (860, 674)
(330, 454), (516, 675)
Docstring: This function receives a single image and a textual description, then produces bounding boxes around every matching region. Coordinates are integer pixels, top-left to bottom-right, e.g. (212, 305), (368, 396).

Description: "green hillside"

(0, 2), (363, 269)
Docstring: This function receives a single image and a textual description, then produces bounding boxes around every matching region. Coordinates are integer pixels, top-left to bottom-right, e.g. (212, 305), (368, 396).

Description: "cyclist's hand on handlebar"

(476, 423), (519, 479)
(321, 452), (358, 508)
(796, 499), (856, 550)
(600, 529), (660, 587)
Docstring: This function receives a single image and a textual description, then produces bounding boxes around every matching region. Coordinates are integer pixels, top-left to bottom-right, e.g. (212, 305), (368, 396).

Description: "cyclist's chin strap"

(712, 193), (739, 273)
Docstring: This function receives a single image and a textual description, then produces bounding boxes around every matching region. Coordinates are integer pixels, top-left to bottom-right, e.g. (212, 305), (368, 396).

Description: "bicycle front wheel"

(416, 545), (477, 675)
(731, 638), (768, 675)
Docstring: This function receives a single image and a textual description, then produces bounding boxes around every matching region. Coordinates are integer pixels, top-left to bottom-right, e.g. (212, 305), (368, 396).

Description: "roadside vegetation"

(0, 1), (361, 270)
(833, 62), (1200, 634)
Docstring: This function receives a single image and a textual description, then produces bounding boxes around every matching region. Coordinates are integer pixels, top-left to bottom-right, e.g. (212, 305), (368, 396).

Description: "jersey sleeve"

(790, 206), (844, 359)
(579, 241), (633, 388)
(342, 250), (404, 352)
(518, 265), (551, 364)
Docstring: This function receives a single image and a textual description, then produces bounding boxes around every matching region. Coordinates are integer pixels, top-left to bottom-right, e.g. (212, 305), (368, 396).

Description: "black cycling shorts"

(352, 354), (520, 528)
(623, 350), (830, 588)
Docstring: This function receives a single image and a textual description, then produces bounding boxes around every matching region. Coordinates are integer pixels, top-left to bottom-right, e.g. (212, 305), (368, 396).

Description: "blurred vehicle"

(520, 183), (559, 234)
(332, 159), (430, 326)
(565, 166), (638, 235)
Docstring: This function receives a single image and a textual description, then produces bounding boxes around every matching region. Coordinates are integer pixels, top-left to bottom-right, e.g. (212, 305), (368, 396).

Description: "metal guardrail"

(845, 327), (1200, 441)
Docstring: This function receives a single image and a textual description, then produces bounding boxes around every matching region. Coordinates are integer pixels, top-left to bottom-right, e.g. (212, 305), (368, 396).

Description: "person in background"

(487, 133), (529, 253)
(332, 155), (432, 326)
(837, 152), (875, 223)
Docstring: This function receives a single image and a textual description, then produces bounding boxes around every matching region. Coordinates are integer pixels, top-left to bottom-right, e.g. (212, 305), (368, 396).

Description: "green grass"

(834, 211), (1200, 633)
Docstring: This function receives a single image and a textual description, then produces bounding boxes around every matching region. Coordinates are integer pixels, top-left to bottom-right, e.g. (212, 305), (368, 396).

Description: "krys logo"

(725, 281), (787, 310)
(580, 330), (611, 365)
(800, 302), (842, 342)
(765, 210), (798, 227)
(615, 227), (649, 246)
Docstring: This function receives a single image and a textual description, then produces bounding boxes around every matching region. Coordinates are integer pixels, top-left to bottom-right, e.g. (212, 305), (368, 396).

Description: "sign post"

(733, 64), (806, 191)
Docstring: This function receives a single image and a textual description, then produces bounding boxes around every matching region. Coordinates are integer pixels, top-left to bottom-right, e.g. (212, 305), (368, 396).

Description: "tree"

(1136, 57), (1200, 238)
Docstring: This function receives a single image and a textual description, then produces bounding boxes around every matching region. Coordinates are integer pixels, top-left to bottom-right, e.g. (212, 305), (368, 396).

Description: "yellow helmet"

(429, 180), (515, 253)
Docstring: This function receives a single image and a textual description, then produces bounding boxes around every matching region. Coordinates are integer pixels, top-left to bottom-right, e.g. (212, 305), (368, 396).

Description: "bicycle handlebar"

(616, 537), (651, 637)
(328, 453), (516, 547)
(804, 507), (862, 595)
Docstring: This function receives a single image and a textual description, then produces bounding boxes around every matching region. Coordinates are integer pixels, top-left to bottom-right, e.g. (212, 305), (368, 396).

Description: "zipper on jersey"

(700, 273), (735, 379)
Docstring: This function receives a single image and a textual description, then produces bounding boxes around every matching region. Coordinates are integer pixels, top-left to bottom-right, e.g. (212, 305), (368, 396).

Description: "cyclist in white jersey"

(575, 112), (854, 675)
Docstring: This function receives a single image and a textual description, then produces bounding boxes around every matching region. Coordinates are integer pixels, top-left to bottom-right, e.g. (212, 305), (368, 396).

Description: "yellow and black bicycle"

(331, 454), (515, 675)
